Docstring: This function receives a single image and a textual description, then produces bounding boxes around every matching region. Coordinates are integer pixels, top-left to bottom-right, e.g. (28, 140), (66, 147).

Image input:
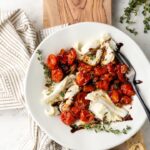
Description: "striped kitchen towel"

(0, 9), (68, 150)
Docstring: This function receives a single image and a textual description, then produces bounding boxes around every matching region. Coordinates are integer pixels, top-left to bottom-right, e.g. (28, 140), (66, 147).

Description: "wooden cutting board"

(43, 0), (145, 149)
(43, 0), (111, 27)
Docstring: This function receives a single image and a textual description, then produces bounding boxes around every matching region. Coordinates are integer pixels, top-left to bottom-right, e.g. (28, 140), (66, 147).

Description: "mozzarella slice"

(83, 49), (102, 66)
(101, 45), (115, 65)
(64, 84), (80, 101)
(89, 101), (122, 122)
(85, 90), (129, 121)
(81, 40), (100, 54)
(74, 40), (100, 55)
(100, 33), (111, 44)
(42, 74), (75, 104)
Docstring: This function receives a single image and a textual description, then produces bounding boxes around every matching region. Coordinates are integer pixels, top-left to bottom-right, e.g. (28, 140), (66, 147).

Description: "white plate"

(25, 22), (150, 150)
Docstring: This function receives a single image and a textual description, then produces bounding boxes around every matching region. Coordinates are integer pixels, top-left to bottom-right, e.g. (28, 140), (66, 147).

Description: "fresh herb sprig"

(36, 50), (52, 87)
(120, 0), (150, 35)
(83, 123), (131, 135)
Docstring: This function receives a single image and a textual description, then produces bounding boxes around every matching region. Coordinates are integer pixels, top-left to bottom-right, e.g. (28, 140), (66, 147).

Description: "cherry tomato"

(110, 90), (120, 103)
(121, 83), (135, 96)
(80, 110), (94, 123)
(107, 63), (116, 75)
(76, 71), (91, 86)
(101, 74), (114, 82)
(74, 92), (90, 109)
(121, 95), (132, 104)
(94, 66), (108, 76)
(61, 111), (76, 125)
(83, 85), (95, 92)
(67, 48), (77, 65)
(96, 80), (109, 91)
(47, 54), (58, 69)
(71, 106), (81, 118)
(51, 68), (63, 82)
(78, 62), (92, 73)
(120, 64), (128, 74)
(57, 49), (68, 64)
(116, 64), (126, 82)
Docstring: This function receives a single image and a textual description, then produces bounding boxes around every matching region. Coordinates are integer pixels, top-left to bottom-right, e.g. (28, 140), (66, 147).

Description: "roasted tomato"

(57, 49), (68, 64)
(121, 95), (132, 104)
(121, 83), (135, 96)
(51, 68), (63, 82)
(96, 80), (109, 91)
(61, 111), (76, 125)
(47, 54), (58, 69)
(78, 62), (92, 73)
(110, 90), (120, 103)
(74, 92), (90, 109)
(71, 106), (81, 118)
(116, 64), (126, 82)
(107, 63), (116, 75)
(94, 66), (108, 76)
(101, 74), (114, 82)
(76, 71), (91, 86)
(83, 85), (95, 92)
(120, 64), (128, 74)
(80, 110), (94, 123)
(67, 48), (77, 65)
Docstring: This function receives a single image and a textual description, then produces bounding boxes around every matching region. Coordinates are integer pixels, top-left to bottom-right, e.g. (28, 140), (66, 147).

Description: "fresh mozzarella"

(81, 40), (100, 54)
(89, 101), (122, 122)
(101, 45), (115, 65)
(100, 33), (111, 44)
(64, 84), (80, 101)
(44, 105), (59, 116)
(109, 39), (117, 50)
(85, 90), (129, 121)
(74, 40), (100, 55)
(42, 74), (75, 104)
(83, 49), (102, 66)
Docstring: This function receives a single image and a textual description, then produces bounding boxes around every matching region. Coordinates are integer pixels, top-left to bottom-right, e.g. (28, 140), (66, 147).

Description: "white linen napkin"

(0, 9), (68, 150)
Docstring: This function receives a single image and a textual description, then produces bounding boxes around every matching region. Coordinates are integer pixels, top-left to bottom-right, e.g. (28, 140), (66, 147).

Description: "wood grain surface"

(43, 0), (111, 27)
(43, 0), (146, 149)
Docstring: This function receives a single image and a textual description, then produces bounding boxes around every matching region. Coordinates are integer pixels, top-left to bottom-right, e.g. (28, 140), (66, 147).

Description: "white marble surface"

(0, 0), (150, 149)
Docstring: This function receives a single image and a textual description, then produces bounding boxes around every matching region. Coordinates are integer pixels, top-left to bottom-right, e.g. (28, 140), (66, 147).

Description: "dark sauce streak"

(70, 126), (84, 133)
(52, 101), (61, 107)
(116, 43), (124, 52)
(135, 80), (143, 84)
(123, 114), (133, 121)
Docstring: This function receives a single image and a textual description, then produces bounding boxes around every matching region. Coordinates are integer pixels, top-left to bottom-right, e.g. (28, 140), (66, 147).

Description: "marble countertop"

(0, 0), (150, 149)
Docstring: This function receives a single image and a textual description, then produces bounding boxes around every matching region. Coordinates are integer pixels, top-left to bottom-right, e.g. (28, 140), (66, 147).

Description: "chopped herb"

(120, 0), (150, 34)
(88, 54), (96, 60)
(126, 27), (138, 35)
(114, 83), (119, 89)
(60, 92), (65, 98)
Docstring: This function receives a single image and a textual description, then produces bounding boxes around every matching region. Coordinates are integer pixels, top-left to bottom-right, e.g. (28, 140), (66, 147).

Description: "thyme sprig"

(36, 50), (52, 87)
(83, 123), (131, 135)
(120, 0), (150, 34)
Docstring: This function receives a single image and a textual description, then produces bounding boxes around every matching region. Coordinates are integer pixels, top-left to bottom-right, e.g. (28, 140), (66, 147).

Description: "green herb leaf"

(60, 92), (65, 98)
(126, 26), (138, 35)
